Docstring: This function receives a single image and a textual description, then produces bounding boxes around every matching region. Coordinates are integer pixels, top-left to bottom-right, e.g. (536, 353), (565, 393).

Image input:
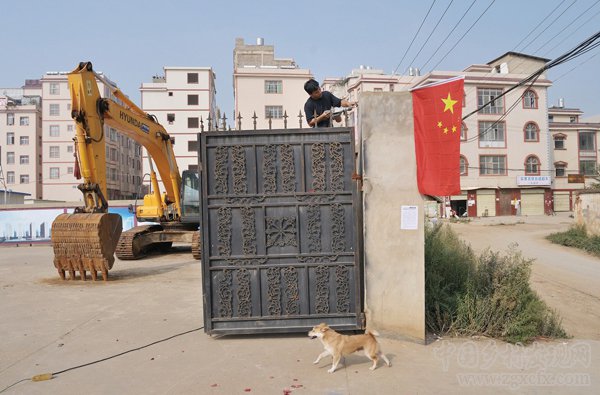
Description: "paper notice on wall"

(401, 205), (418, 230)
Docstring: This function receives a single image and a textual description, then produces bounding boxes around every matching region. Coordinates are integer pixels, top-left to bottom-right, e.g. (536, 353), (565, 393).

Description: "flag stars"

(441, 93), (458, 114)
(452, 125), (457, 133)
(443, 127), (448, 134)
(437, 121), (443, 128)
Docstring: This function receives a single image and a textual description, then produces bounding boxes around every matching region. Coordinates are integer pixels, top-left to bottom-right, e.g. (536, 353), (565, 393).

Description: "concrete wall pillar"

(360, 91), (425, 342)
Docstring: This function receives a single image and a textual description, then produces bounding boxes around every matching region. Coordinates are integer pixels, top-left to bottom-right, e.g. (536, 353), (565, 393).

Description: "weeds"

(426, 224), (567, 344)
(547, 224), (600, 257)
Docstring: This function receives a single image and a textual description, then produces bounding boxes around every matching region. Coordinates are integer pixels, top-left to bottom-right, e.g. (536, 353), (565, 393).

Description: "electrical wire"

(419, 0), (478, 72)
(532, 0), (600, 54)
(392, 0), (437, 75)
(405, 0), (455, 72)
(518, 0), (579, 53)
(0, 326), (204, 394)
(552, 49), (600, 82)
(542, 7), (600, 57)
(512, 0), (568, 50)
(429, 0), (497, 72)
(460, 29), (600, 147)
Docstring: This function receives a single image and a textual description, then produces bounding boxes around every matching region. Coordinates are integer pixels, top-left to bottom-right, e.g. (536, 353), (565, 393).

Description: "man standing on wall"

(303, 79), (356, 128)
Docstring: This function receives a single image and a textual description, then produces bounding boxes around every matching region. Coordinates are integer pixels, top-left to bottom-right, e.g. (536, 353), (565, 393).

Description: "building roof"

(487, 51), (550, 65)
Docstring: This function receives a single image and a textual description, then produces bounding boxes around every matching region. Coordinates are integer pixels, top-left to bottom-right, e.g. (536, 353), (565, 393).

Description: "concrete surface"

(1, 216), (599, 394)
(361, 91), (425, 341)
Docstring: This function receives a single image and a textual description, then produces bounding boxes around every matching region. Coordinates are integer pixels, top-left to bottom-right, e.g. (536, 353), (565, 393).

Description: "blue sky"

(1, 0), (599, 118)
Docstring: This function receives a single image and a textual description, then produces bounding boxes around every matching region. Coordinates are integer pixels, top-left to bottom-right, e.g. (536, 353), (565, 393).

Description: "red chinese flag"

(412, 76), (464, 196)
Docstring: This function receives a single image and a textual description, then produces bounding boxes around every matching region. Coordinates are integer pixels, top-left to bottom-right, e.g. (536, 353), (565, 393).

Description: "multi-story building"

(41, 72), (144, 201)
(233, 38), (313, 130)
(549, 102), (600, 211)
(0, 88), (42, 201)
(140, 66), (217, 174)
(322, 52), (554, 216)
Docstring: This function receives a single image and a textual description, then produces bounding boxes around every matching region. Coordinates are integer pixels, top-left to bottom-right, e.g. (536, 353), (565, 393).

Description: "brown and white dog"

(308, 323), (391, 373)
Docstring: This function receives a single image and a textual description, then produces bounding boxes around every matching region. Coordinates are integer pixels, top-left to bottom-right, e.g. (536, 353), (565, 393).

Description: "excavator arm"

(51, 62), (186, 280)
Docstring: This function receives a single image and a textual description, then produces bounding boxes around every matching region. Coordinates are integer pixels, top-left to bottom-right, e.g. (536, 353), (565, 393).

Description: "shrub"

(425, 224), (567, 343)
(547, 224), (600, 257)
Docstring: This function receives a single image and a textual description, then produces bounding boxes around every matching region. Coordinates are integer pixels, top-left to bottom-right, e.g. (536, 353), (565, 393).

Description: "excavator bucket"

(51, 213), (123, 281)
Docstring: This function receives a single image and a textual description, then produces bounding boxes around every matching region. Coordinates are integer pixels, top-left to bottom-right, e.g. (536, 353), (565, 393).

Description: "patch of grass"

(546, 224), (600, 257)
(426, 224), (568, 344)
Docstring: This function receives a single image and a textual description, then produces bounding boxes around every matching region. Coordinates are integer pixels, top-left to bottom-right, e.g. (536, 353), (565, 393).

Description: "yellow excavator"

(51, 62), (201, 281)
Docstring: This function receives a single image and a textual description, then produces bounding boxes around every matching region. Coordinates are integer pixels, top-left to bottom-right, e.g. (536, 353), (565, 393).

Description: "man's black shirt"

(304, 91), (342, 127)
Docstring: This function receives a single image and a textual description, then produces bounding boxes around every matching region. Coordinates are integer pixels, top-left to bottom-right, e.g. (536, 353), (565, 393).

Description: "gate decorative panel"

(200, 128), (363, 335)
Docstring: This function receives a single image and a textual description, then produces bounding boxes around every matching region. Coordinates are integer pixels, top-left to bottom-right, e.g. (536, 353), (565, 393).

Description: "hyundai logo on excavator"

(119, 110), (150, 134)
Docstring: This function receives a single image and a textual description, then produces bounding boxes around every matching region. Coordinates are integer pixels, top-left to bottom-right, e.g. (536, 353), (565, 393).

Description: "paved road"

(448, 213), (600, 340)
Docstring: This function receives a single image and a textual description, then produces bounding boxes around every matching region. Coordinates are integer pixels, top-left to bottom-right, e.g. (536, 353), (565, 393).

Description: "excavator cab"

(180, 169), (200, 220)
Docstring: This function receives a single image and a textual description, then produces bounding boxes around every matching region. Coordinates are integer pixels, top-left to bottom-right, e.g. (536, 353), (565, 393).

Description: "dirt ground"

(447, 212), (600, 340)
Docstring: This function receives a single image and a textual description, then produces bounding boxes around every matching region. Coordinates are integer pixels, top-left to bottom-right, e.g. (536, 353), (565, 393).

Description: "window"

(389, 84), (395, 92)
(264, 80), (282, 94)
(373, 88), (383, 92)
(50, 167), (60, 179)
(523, 90), (538, 109)
(49, 125), (60, 137)
(265, 105), (283, 119)
(524, 122), (539, 142)
(6, 171), (15, 184)
(20, 174), (29, 184)
(49, 146), (60, 158)
(6, 152), (15, 164)
(555, 162), (567, 177)
(477, 88), (503, 114)
(554, 135), (566, 149)
(460, 122), (467, 141)
(67, 124), (73, 132)
(20, 136), (29, 145)
(478, 121), (505, 148)
(579, 132), (595, 151)
(49, 104), (60, 116)
(187, 73), (199, 84)
(570, 116), (577, 123)
(188, 117), (199, 128)
(67, 145), (74, 153)
(525, 155), (540, 175)
(50, 83), (60, 95)
(109, 128), (118, 142)
(7, 132), (15, 145)
(168, 92), (173, 97)
(188, 140), (198, 152)
(580, 160), (597, 176)
(187, 94), (199, 105)
(460, 156), (468, 176)
(19, 116), (29, 126)
(480, 155), (506, 175)
(7, 113), (14, 125)
(548, 115), (554, 122)
(19, 155), (29, 165)
(67, 167), (73, 174)
(167, 113), (175, 124)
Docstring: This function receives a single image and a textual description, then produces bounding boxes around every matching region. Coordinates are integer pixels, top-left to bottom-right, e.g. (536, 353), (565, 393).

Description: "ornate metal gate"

(200, 127), (363, 335)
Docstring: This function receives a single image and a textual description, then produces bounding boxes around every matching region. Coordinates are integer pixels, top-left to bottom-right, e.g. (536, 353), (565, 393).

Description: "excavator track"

(51, 213), (122, 281)
(115, 224), (163, 260)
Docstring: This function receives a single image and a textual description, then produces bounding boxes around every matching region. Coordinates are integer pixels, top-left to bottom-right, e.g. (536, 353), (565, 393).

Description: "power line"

(419, 0), (477, 72)
(542, 7), (600, 57)
(405, 0), (455, 72)
(518, 0), (579, 53)
(429, 0), (497, 72)
(392, 0), (437, 75)
(552, 49), (600, 81)
(533, 0), (600, 54)
(512, 0), (568, 50)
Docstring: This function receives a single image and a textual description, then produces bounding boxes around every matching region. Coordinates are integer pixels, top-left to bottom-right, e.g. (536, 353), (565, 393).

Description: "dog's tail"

(365, 329), (380, 337)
